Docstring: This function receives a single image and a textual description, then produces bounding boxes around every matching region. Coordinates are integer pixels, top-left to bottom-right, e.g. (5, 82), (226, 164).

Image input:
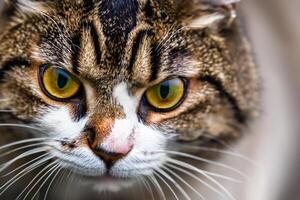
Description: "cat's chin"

(79, 175), (136, 192)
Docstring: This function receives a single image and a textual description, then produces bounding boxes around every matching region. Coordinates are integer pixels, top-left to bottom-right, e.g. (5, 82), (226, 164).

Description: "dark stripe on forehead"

(199, 75), (246, 123)
(83, 0), (95, 14)
(0, 58), (30, 82)
(90, 23), (102, 64)
(98, 0), (139, 65)
(150, 43), (161, 81)
(128, 29), (154, 72)
(81, 21), (102, 65)
(70, 33), (81, 74)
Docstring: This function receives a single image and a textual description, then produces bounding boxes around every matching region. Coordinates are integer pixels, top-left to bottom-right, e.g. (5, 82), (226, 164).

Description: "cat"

(0, 0), (259, 199)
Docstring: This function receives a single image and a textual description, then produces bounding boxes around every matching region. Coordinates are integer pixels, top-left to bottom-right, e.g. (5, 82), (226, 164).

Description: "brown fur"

(0, 0), (259, 198)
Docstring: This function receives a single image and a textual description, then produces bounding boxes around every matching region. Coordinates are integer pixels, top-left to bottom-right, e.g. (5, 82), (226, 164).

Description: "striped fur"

(0, 0), (259, 198)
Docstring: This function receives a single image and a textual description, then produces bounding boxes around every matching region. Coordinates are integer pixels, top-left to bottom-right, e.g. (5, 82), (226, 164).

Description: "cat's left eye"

(39, 65), (82, 100)
(145, 78), (186, 111)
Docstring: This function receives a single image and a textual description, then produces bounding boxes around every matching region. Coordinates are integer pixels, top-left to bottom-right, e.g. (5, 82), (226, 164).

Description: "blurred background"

(0, 0), (299, 199)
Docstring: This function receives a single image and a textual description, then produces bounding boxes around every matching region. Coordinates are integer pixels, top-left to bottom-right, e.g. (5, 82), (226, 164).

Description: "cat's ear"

(3, 0), (49, 14)
(171, 0), (239, 29)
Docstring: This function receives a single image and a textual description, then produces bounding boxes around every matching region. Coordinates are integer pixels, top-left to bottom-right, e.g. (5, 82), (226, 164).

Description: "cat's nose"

(85, 119), (133, 168)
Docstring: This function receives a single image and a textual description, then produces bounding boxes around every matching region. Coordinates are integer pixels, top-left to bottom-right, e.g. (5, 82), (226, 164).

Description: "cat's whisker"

(155, 168), (191, 200)
(166, 162), (242, 183)
(166, 163), (230, 199)
(180, 144), (260, 167)
(166, 158), (237, 200)
(0, 147), (50, 172)
(148, 175), (167, 200)
(162, 166), (205, 200)
(1, 153), (50, 177)
(0, 142), (48, 158)
(153, 171), (179, 200)
(0, 123), (47, 134)
(140, 177), (155, 200)
(32, 164), (62, 200)
(16, 160), (59, 200)
(0, 155), (54, 196)
(0, 137), (50, 152)
(43, 166), (62, 200)
(63, 171), (76, 200)
(160, 150), (249, 180)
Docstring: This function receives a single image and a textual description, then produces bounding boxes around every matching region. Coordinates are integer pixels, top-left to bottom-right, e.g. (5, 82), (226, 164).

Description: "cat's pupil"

(160, 81), (170, 99)
(56, 70), (69, 89)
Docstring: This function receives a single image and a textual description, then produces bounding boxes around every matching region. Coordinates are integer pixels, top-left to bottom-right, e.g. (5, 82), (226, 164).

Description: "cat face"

(0, 0), (259, 190)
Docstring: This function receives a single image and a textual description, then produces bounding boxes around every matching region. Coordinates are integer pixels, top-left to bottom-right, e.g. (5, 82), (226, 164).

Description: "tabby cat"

(0, 0), (259, 199)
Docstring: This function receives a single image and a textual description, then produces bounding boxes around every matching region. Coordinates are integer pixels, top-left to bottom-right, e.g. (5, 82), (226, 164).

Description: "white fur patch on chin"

(37, 107), (87, 138)
(92, 179), (135, 193)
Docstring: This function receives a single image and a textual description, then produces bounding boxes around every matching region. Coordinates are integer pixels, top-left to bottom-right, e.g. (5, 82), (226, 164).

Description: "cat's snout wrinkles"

(86, 118), (133, 168)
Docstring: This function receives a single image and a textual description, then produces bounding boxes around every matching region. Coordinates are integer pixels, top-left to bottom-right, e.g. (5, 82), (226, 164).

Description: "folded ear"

(171, 0), (240, 29)
(4, 0), (48, 14)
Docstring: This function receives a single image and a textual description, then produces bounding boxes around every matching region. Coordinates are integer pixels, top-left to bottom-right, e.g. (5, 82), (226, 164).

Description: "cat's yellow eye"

(145, 78), (186, 111)
(40, 66), (81, 100)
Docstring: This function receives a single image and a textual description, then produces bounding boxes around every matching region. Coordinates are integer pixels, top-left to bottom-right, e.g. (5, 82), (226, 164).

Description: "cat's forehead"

(33, 0), (179, 88)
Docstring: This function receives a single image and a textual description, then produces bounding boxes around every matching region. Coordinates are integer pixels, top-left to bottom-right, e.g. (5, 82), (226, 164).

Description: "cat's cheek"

(36, 107), (87, 138)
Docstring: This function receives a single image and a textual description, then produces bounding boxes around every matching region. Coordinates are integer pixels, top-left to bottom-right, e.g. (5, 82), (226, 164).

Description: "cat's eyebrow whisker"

(166, 163), (231, 199)
(0, 142), (48, 158)
(31, 164), (62, 200)
(1, 153), (51, 177)
(0, 147), (50, 172)
(16, 160), (60, 200)
(166, 158), (237, 200)
(161, 166), (205, 200)
(155, 168), (191, 200)
(159, 150), (249, 180)
(0, 155), (55, 196)
(152, 172), (179, 200)
(148, 175), (167, 200)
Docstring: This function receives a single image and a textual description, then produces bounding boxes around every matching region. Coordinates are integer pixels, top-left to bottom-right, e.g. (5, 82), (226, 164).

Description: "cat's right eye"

(39, 65), (82, 101)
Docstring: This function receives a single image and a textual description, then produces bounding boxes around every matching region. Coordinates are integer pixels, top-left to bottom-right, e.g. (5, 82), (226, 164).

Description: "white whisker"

(166, 163), (228, 199)
(0, 147), (50, 172)
(153, 171), (180, 200)
(167, 158), (236, 200)
(162, 150), (249, 180)
(162, 166), (205, 200)
(180, 145), (260, 167)
(16, 160), (59, 200)
(140, 177), (155, 200)
(46, 167), (65, 200)
(148, 175), (166, 200)
(0, 138), (49, 152)
(0, 155), (54, 196)
(1, 153), (50, 177)
(156, 168), (191, 200)
(32, 164), (62, 200)
(0, 142), (48, 158)
(0, 123), (47, 134)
